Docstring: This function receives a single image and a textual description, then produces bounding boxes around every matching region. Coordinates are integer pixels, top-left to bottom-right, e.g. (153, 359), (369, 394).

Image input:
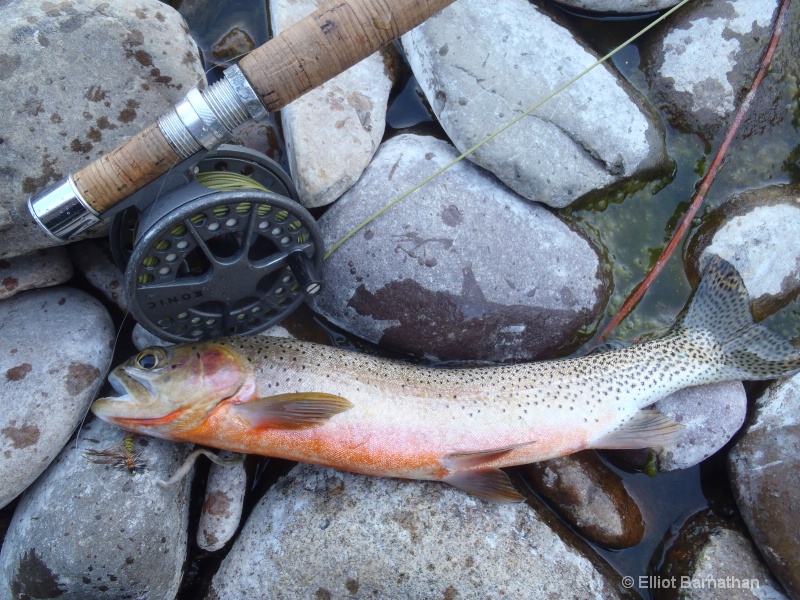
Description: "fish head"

(92, 342), (248, 437)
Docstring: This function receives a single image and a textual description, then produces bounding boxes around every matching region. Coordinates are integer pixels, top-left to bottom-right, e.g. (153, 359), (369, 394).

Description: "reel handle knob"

(287, 251), (323, 297)
(28, 0), (456, 243)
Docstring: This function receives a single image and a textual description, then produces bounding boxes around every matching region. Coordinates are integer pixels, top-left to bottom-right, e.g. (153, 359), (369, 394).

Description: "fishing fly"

(83, 433), (146, 475)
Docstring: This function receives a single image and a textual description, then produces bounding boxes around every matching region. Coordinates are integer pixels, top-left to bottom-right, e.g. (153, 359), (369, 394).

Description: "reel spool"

(109, 145), (323, 343)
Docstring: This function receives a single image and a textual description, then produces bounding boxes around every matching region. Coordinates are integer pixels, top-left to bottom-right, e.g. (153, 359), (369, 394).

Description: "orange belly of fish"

(174, 404), (452, 481)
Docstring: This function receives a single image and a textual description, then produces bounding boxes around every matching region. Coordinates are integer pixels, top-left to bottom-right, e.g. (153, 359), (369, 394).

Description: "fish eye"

(135, 347), (167, 370)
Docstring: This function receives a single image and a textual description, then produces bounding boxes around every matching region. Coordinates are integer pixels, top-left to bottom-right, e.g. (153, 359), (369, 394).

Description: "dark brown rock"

(652, 509), (787, 599)
(520, 451), (645, 549)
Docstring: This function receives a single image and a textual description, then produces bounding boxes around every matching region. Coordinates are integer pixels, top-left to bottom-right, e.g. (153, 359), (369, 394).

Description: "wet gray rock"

(206, 463), (636, 599)
(132, 323), (171, 351)
(642, 0), (780, 142)
(0, 287), (114, 509)
(549, 0), (683, 14)
(687, 186), (800, 322)
(197, 451), (247, 552)
(0, 0), (206, 259)
(0, 247), (73, 300)
(69, 240), (129, 312)
(728, 374), (800, 599)
(401, 0), (668, 208)
(271, 0), (399, 208)
(520, 451), (645, 549)
(654, 509), (788, 599)
(0, 418), (193, 600)
(131, 323), (293, 351)
(311, 133), (611, 363)
(653, 382), (747, 471)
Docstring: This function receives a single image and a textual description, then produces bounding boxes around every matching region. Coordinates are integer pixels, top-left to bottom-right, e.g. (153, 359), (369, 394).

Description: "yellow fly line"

(324, 0), (693, 260)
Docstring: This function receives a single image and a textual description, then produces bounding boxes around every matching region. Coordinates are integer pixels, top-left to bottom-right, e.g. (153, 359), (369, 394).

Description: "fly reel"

(108, 145), (323, 343)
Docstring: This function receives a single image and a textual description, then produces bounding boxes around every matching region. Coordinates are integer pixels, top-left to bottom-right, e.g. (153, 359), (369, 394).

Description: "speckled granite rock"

(728, 374), (800, 599)
(402, 0), (668, 208)
(311, 133), (611, 362)
(206, 463), (637, 599)
(687, 186), (800, 321)
(0, 247), (73, 300)
(0, 418), (193, 600)
(0, 0), (206, 259)
(0, 287), (114, 509)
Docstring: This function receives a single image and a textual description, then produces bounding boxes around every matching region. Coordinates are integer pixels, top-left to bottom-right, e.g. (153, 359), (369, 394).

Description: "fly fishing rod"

(28, 0), (455, 342)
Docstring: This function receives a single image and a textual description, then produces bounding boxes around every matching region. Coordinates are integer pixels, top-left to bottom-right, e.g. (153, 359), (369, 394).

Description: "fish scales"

(92, 256), (800, 501)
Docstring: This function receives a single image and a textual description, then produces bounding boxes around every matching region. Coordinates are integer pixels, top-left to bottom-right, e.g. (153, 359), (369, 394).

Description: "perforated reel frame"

(113, 147), (323, 343)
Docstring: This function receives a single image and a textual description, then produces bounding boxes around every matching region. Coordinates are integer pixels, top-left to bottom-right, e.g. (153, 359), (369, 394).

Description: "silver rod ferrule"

(28, 176), (101, 243)
(223, 64), (269, 122)
(157, 71), (269, 159)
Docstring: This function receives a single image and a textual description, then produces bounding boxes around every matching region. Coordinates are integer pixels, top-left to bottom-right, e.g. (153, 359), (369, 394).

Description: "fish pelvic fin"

(443, 469), (525, 503)
(592, 410), (683, 450)
(441, 442), (537, 472)
(233, 392), (353, 429)
(678, 254), (800, 380)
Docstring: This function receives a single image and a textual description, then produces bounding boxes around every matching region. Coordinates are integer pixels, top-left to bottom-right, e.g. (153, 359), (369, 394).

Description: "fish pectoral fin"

(444, 469), (525, 503)
(441, 442), (536, 471)
(233, 392), (353, 429)
(591, 409), (684, 450)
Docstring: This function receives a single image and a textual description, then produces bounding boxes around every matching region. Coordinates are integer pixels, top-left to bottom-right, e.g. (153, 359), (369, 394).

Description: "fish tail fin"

(678, 254), (800, 380)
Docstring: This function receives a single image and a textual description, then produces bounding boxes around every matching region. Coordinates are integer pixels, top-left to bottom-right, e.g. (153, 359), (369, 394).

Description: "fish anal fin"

(233, 392), (353, 430)
(442, 442), (536, 471)
(444, 469), (525, 503)
(591, 410), (683, 450)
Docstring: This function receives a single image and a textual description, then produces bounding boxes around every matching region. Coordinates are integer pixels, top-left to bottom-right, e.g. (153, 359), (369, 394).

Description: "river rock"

(69, 240), (129, 312)
(520, 451), (645, 549)
(728, 374), (800, 599)
(549, 0), (683, 14)
(132, 322), (293, 351)
(0, 418), (193, 600)
(197, 451), (247, 552)
(311, 133), (611, 363)
(270, 0), (399, 208)
(206, 463), (636, 599)
(0, 287), (114, 509)
(641, 0), (780, 142)
(687, 186), (800, 322)
(654, 509), (788, 599)
(0, 0), (206, 259)
(653, 382), (747, 471)
(0, 247), (73, 300)
(401, 0), (668, 209)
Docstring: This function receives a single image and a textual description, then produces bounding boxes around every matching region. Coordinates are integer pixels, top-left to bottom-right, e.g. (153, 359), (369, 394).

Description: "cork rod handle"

(71, 0), (454, 215)
(239, 0), (455, 112)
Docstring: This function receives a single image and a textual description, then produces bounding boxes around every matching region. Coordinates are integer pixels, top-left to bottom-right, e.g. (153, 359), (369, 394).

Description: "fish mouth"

(91, 368), (159, 420)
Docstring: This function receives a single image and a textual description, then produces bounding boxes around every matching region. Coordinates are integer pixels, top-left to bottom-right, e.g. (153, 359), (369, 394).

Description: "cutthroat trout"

(92, 257), (800, 501)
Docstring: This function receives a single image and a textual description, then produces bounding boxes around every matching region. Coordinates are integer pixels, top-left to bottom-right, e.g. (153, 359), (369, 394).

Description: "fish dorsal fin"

(443, 469), (525, 503)
(233, 393), (353, 429)
(442, 442), (536, 471)
(591, 410), (683, 450)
